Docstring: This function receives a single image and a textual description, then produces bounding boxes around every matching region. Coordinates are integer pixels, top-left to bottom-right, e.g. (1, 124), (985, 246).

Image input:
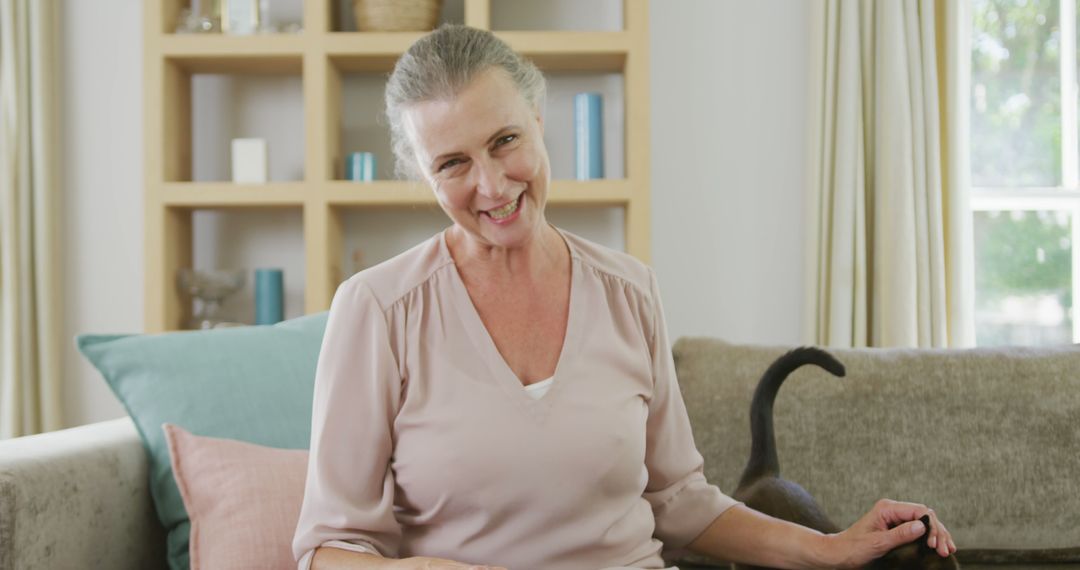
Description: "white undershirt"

(523, 377), (555, 400)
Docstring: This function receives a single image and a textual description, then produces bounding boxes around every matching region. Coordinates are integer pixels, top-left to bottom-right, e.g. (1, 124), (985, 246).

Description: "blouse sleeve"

(292, 279), (404, 569)
(641, 268), (741, 549)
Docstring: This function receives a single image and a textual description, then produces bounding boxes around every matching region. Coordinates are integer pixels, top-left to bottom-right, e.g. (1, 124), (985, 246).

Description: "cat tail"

(738, 347), (846, 487)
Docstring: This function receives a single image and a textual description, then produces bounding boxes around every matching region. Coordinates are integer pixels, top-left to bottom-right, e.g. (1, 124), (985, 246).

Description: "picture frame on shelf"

(222, 0), (260, 35)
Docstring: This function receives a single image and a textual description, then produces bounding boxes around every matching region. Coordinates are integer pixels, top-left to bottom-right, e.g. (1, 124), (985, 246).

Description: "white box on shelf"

(231, 138), (267, 183)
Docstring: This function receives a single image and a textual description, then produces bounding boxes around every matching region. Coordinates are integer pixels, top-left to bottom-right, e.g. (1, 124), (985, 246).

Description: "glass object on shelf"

(273, 21), (303, 34)
(175, 0), (223, 33)
(175, 8), (198, 32)
(176, 8), (223, 33)
(970, 0), (1061, 187)
(177, 0), (299, 34)
(974, 209), (1073, 346)
(177, 268), (247, 330)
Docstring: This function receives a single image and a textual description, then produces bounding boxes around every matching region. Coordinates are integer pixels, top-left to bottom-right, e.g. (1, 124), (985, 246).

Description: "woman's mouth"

(483, 194), (523, 224)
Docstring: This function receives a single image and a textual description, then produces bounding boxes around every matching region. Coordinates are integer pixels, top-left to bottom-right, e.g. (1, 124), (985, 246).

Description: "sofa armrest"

(0, 417), (167, 570)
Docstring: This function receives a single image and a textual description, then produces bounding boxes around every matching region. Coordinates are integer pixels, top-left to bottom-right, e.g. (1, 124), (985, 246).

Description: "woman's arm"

(686, 504), (833, 569)
(687, 499), (956, 569)
(311, 548), (391, 569)
(311, 547), (507, 570)
(293, 281), (406, 562)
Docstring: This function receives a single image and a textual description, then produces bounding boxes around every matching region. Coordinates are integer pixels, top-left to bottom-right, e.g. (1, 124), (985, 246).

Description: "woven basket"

(353, 0), (442, 32)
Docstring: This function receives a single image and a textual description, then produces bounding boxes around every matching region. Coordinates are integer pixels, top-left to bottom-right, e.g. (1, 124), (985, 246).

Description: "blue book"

(574, 93), (604, 180)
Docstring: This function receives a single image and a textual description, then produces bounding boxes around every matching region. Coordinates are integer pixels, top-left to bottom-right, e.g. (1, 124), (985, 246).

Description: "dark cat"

(731, 346), (1080, 569)
(730, 347), (957, 570)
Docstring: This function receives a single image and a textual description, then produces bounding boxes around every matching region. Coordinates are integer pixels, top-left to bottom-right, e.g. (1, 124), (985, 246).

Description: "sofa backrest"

(673, 338), (1080, 549)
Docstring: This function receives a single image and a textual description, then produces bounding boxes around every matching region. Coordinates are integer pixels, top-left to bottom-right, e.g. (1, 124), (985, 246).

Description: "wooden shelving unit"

(143, 0), (650, 332)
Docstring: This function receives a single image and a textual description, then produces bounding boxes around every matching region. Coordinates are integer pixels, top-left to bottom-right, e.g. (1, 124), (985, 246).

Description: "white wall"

(59, 0), (811, 428)
(651, 0), (810, 345)
(61, 0), (145, 428)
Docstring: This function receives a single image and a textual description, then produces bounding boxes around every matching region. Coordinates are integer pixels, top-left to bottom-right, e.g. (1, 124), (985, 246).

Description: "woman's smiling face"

(403, 68), (551, 251)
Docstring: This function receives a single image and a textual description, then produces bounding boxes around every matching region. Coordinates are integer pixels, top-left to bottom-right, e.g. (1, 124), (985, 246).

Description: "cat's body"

(730, 347), (957, 570)
(730, 346), (1080, 569)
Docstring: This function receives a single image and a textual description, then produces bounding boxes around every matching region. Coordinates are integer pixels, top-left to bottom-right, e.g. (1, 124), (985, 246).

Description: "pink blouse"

(292, 226), (739, 570)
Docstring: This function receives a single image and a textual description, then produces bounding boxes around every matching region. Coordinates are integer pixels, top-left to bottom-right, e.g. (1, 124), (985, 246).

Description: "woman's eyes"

(436, 135), (519, 173)
(438, 157), (465, 172)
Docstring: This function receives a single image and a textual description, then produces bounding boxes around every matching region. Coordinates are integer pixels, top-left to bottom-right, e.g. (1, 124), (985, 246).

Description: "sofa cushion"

(76, 312), (327, 570)
(672, 338), (1080, 551)
(164, 423), (308, 570)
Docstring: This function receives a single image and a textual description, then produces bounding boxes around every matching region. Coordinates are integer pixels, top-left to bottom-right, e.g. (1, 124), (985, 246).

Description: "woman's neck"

(447, 223), (568, 286)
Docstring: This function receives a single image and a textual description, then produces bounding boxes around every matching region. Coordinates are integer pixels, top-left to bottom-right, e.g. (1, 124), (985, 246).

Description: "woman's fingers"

(891, 517), (928, 547)
(876, 498), (928, 526)
(875, 499), (956, 558)
(924, 509), (956, 557)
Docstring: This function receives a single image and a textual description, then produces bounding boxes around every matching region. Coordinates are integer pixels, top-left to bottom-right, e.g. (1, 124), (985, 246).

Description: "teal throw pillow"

(76, 312), (328, 570)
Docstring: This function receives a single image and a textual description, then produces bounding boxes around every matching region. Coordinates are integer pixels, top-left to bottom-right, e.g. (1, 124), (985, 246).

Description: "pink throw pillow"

(163, 423), (309, 570)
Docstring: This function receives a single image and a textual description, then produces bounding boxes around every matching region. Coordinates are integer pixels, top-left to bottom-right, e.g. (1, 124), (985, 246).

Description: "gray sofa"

(672, 339), (1080, 569)
(1, 339), (1078, 569)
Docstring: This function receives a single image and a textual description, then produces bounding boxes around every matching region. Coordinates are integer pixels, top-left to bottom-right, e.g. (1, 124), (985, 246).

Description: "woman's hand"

(388, 556), (507, 570)
(824, 498), (957, 568)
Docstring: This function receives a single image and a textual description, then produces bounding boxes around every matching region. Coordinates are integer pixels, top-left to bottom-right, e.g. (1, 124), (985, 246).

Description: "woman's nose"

(473, 156), (509, 199)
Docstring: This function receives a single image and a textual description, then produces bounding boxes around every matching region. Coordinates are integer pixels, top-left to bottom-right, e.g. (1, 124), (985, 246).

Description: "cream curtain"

(804, 0), (975, 348)
(0, 0), (63, 438)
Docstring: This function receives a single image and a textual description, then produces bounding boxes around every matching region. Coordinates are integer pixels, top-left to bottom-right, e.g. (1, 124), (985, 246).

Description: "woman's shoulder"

(336, 229), (454, 311)
(558, 227), (657, 298)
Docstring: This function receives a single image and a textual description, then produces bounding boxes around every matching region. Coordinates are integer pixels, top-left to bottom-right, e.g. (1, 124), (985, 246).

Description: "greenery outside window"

(972, 0), (1080, 345)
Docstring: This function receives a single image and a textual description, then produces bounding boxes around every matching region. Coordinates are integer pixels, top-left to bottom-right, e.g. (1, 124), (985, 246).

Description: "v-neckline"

(442, 225), (582, 408)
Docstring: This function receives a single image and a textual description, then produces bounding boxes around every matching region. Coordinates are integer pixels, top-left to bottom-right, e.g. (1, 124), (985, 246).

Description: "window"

(972, 0), (1080, 345)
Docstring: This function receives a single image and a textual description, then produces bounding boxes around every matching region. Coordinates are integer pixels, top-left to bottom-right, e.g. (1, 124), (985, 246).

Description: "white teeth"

(486, 196), (520, 220)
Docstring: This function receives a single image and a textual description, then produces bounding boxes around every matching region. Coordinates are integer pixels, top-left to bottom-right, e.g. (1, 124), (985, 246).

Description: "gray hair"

(385, 24), (547, 179)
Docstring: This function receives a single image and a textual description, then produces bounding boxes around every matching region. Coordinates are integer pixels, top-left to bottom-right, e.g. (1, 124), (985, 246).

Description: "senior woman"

(292, 25), (955, 570)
